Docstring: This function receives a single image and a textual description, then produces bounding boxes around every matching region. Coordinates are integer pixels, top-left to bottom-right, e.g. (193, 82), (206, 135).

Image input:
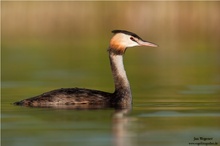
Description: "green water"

(2, 40), (220, 146)
(2, 1), (220, 146)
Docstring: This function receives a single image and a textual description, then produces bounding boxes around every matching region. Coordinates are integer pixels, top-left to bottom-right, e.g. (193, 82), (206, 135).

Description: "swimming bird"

(14, 30), (157, 108)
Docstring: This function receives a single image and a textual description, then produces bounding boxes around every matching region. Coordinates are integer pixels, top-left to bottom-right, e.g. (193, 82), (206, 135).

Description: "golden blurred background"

(2, 1), (220, 90)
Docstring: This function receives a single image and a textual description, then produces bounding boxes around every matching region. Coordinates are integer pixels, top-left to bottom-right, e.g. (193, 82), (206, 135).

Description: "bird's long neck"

(108, 48), (132, 105)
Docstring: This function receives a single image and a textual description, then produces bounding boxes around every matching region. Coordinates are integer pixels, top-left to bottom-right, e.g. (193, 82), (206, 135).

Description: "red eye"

(130, 37), (136, 42)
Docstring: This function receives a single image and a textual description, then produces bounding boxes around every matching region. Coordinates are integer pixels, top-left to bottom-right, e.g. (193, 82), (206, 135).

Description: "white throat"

(109, 52), (131, 95)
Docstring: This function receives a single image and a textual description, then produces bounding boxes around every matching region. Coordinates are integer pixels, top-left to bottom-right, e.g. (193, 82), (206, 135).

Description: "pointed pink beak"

(132, 37), (158, 47)
(137, 39), (158, 47)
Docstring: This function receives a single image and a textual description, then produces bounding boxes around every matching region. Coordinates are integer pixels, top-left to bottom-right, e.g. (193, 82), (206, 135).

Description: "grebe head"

(109, 30), (158, 54)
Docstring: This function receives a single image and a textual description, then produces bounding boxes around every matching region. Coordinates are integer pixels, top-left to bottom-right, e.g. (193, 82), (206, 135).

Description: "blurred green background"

(2, 1), (220, 99)
(1, 2), (220, 146)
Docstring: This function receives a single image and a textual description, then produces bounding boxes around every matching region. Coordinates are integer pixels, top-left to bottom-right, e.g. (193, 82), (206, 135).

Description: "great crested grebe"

(14, 30), (157, 108)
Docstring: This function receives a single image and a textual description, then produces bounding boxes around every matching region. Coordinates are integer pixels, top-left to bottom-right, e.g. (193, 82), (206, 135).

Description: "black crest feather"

(112, 30), (144, 41)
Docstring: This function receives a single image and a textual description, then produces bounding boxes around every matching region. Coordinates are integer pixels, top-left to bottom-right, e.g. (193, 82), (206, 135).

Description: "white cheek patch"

(123, 35), (139, 47)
